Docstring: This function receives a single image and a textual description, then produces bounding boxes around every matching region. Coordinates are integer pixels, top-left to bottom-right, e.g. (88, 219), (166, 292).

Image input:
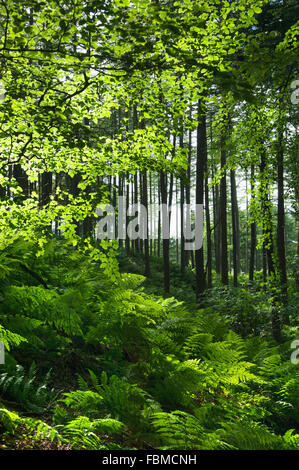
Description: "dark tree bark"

(65, 173), (81, 235)
(14, 164), (29, 201)
(139, 172), (144, 253)
(82, 184), (94, 239)
(180, 125), (186, 276)
(142, 171), (150, 277)
(133, 172), (139, 253)
(41, 172), (52, 207)
(175, 178), (179, 264)
(260, 149), (282, 343)
(160, 171), (170, 293)
(249, 165), (257, 282)
(245, 171), (249, 274)
(276, 118), (289, 323)
(195, 99), (206, 300)
(118, 176), (124, 249)
(0, 178), (5, 198)
(132, 106), (140, 253)
(260, 152), (275, 276)
(213, 178), (221, 274)
(230, 169), (240, 287)
(185, 108), (192, 268)
(157, 187), (161, 258)
(168, 135), (176, 228)
(149, 172), (153, 256)
(205, 170), (212, 288)
(210, 119), (220, 275)
(125, 174), (131, 256)
(220, 135), (228, 286)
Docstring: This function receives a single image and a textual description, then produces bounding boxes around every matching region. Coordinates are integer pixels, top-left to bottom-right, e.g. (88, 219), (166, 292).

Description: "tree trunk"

(220, 135), (228, 285)
(160, 171), (170, 293)
(205, 167), (212, 288)
(230, 169), (239, 287)
(180, 126), (186, 276)
(277, 117), (289, 323)
(41, 172), (52, 207)
(249, 165), (257, 282)
(260, 149), (281, 342)
(195, 99), (206, 300)
(142, 171), (150, 277)
(14, 164), (29, 201)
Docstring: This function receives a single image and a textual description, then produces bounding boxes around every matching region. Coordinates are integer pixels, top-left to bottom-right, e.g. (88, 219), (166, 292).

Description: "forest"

(0, 0), (298, 454)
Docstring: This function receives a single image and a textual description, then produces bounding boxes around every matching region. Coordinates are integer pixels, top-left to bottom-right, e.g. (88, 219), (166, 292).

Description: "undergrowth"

(0, 238), (298, 450)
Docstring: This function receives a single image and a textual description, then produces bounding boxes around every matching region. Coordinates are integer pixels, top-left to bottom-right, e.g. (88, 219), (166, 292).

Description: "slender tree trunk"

(213, 180), (221, 274)
(262, 244), (267, 283)
(245, 171), (249, 273)
(277, 115), (289, 323)
(142, 171), (150, 276)
(149, 172), (153, 256)
(14, 164), (29, 201)
(180, 125), (186, 276)
(132, 106), (139, 253)
(260, 152), (275, 276)
(230, 169), (239, 287)
(175, 178), (179, 264)
(205, 168), (212, 288)
(125, 174), (131, 255)
(133, 172), (139, 253)
(185, 108), (192, 268)
(210, 120), (220, 275)
(158, 187), (161, 258)
(119, 176), (124, 249)
(66, 173), (81, 236)
(41, 172), (52, 207)
(160, 171), (170, 293)
(82, 183), (94, 239)
(249, 165), (257, 282)
(260, 149), (281, 342)
(220, 135), (228, 286)
(195, 99), (206, 300)
(0, 178), (6, 198)
(168, 134), (176, 230)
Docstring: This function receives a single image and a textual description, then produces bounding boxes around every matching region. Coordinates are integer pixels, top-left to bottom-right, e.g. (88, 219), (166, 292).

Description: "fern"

(218, 420), (299, 450)
(0, 324), (27, 350)
(62, 371), (152, 432)
(61, 390), (103, 415)
(23, 417), (64, 444)
(152, 410), (228, 450)
(0, 407), (20, 433)
(0, 362), (58, 414)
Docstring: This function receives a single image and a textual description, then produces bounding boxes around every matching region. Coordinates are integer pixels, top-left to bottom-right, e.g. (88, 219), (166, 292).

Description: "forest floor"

(0, 242), (298, 451)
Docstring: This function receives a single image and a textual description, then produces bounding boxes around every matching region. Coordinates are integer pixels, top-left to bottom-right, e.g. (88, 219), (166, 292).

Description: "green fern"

(218, 420), (299, 450)
(0, 324), (27, 350)
(152, 410), (228, 450)
(0, 407), (20, 433)
(0, 362), (58, 414)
